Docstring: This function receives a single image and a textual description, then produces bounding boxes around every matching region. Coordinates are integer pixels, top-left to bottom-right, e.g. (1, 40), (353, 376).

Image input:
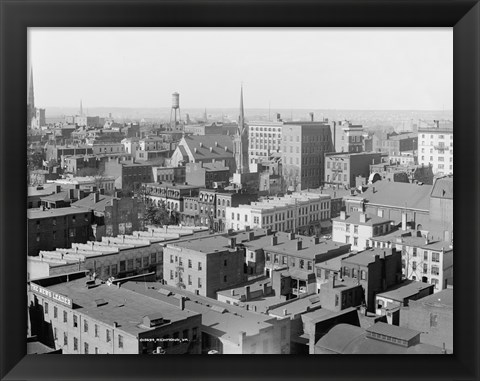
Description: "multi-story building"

(248, 121), (283, 168)
(28, 272), (202, 354)
(123, 281), (291, 354)
(46, 144), (93, 164)
(282, 122), (334, 191)
(72, 191), (145, 240)
(379, 132), (418, 156)
(331, 121), (364, 153)
(104, 159), (155, 192)
(27, 207), (93, 256)
(162, 234), (248, 298)
(226, 192), (331, 236)
(369, 162), (433, 185)
(183, 122), (238, 136)
(63, 155), (99, 174)
(370, 230), (453, 292)
(169, 134), (236, 174)
(417, 120), (453, 175)
(332, 211), (393, 251)
(340, 248), (403, 312)
(142, 182), (200, 213)
(89, 142), (125, 156)
(263, 232), (351, 297)
(185, 162), (230, 189)
(215, 192), (259, 232)
(400, 288), (452, 352)
(152, 166), (186, 184)
(121, 137), (140, 158)
(324, 152), (385, 188)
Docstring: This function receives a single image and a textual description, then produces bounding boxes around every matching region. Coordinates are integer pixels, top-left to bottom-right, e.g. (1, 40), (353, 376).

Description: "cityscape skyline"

(29, 28), (452, 110)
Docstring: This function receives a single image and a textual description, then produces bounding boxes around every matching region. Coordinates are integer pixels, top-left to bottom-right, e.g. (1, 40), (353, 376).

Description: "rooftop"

(268, 295), (322, 318)
(376, 280), (433, 302)
(413, 288), (453, 308)
(43, 276), (199, 337)
(123, 281), (278, 344)
(315, 323), (444, 354)
(355, 181), (432, 211)
(342, 248), (398, 267)
(27, 206), (91, 219)
(431, 175), (453, 199)
(332, 211), (392, 226)
(71, 193), (120, 213)
(183, 134), (234, 161)
(366, 321), (420, 341)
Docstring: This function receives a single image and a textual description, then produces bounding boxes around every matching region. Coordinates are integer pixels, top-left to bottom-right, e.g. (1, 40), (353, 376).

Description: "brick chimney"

(179, 296), (186, 310)
(297, 239), (302, 251)
(244, 286), (251, 301)
(248, 231), (254, 241)
(359, 213), (367, 223)
(94, 191), (100, 203)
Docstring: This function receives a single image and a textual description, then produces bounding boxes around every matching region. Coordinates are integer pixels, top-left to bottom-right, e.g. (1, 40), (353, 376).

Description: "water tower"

(170, 92), (181, 131)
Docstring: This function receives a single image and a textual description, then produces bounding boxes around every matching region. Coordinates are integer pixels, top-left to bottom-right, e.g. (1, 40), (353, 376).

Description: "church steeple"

(80, 100), (83, 116)
(28, 66), (35, 110)
(234, 84), (249, 175)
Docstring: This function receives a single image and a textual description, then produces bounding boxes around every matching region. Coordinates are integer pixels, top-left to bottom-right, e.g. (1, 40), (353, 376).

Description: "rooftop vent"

(93, 298), (108, 307)
(143, 313), (165, 328)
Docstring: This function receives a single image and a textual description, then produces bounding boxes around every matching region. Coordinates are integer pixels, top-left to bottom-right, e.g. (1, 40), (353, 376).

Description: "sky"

(28, 28), (453, 110)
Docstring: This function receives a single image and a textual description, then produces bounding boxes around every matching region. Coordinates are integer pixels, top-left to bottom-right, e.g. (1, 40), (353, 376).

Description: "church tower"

(234, 85), (249, 174)
(27, 66), (35, 127)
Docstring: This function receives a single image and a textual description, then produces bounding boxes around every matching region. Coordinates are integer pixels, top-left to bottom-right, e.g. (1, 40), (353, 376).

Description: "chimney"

(401, 213), (407, 231)
(245, 225), (250, 232)
(283, 309), (288, 316)
(289, 232), (295, 240)
(100, 188), (105, 195)
(248, 231), (254, 241)
(244, 286), (251, 301)
(309, 112), (314, 122)
(332, 273), (336, 288)
(56, 185), (61, 193)
(340, 211), (346, 220)
(359, 213), (367, 223)
(276, 113), (281, 122)
(94, 191), (100, 203)
(231, 289), (235, 296)
(271, 235), (278, 246)
(263, 282), (268, 296)
(179, 296), (186, 311)
(114, 191), (120, 198)
(92, 186), (98, 193)
(113, 322), (119, 328)
(313, 236), (320, 244)
(229, 237), (237, 248)
(297, 239), (302, 251)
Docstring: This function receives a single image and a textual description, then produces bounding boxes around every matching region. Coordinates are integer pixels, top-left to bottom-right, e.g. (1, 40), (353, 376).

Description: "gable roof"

(182, 134), (234, 161)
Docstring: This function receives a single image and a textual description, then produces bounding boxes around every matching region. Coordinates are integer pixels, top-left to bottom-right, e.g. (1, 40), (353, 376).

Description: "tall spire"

(27, 66), (35, 109)
(238, 83), (245, 134)
(80, 100), (83, 116)
(204, 108), (208, 124)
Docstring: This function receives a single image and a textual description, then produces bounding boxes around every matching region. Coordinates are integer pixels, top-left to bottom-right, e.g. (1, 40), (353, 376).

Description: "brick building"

(28, 272), (202, 354)
(27, 207), (93, 256)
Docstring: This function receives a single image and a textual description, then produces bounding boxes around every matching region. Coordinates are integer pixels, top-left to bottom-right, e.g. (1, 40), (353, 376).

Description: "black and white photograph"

(26, 28), (453, 355)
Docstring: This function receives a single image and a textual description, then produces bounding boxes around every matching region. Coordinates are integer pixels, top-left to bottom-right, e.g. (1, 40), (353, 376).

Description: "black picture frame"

(1, 1), (478, 380)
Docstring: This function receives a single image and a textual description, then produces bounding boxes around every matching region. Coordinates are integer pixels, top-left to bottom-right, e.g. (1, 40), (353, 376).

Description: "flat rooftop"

(268, 294), (322, 318)
(342, 248), (397, 267)
(27, 206), (91, 219)
(122, 282), (278, 344)
(43, 276), (199, 337)
(376, 280), (433, 302)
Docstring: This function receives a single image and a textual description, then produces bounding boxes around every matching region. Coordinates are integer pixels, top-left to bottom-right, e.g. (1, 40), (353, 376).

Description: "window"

(360, 270), (366, 280)
(352, 268), (357, 278)
(412, 261), (417, 271)
(300, 260), (305, 269)
(151, 253), (156, 264)
(64, 332), (68, 346)
(345, 235), (350, 244)
(431, 278), (439, 289)
(423, 263), (428, 274)
(353, 237), (358, 246)
(343, 267), (350, 277)
(44, 302), (49, 314)
(170, 270), (174, 280)
(74, 337), (78, 351)
(183, 329), (189, 340)
(424, 251), (429, 261)
(266, 253), (271, 262)
(198, 262), (202, 271)
(431, 266), (440, 275)
(223, 275), (227, 282)
(95, 324), (99, 337)
(63, 311), (67, 323)
(412, 248), (417, 257)
(118, 335), (124, 348)
(106, 329), (111, 342)
(73, 314), (78, 328)
(84, 320), (88, 333)
(198, 278), (202, 288)
(84, 342), (89, 354)
(335, 294), (339, 306)
(346, 224), (350, 232)
(188, 259), (192, 268)
(192, 327), (198, 341)
(53, 306), (58, 318)
(188, 275), (192, 285)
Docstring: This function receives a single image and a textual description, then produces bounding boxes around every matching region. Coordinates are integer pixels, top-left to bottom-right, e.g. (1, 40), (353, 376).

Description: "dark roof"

(71, 193), (119, 213)
(332, 211), (391, 226)
(414, 288), (453, 308)
(183, 134), (234, 161)
(40, 191), (73, 203)
(342, 248), (397, 266)
(357, 181), (432, 211)
(431, 176), (453, 199)
(376, 280), (433, 302)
